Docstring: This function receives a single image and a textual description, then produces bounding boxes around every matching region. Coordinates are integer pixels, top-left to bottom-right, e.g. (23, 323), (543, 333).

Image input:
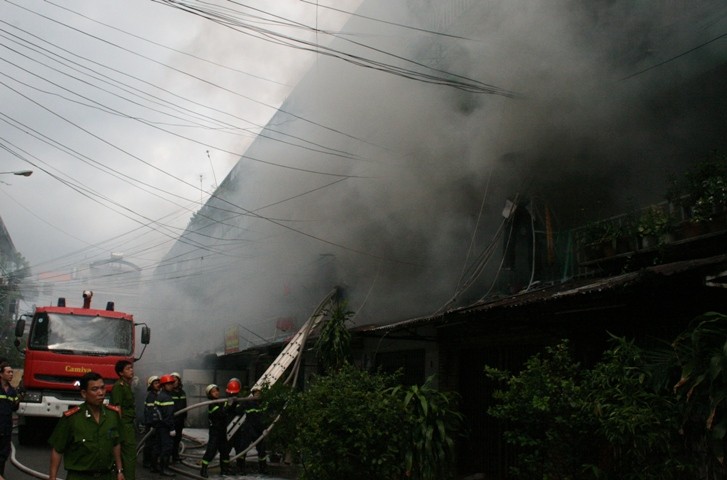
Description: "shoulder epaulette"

(105, 404), (122, 414)
(64, 406), (81, 417)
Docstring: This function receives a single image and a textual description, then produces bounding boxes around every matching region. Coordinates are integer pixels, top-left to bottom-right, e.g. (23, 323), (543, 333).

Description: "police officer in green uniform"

(110, 360), (137, 480)
(48, 371), (125, 480)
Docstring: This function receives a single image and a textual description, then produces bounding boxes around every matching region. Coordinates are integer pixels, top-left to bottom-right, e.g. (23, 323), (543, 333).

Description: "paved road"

(9, 429), (295, 480)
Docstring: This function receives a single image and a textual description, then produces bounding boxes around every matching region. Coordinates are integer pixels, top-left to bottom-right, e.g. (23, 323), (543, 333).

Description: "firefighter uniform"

(0, 381), (19, 476)
(154, 375), (177, 476)
(238, 390), (268, 474)
(48, 403), (123, 480)
(142, 376), (160, 470)
(110, 377), (136, 480)
(170, 374), (187, 463)
(221, 378), (244, 475)
(199, 385), (229, 478)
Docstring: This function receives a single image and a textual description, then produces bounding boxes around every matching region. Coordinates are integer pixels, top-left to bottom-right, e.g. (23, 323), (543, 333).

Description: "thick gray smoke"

(143, 0), (727, 362)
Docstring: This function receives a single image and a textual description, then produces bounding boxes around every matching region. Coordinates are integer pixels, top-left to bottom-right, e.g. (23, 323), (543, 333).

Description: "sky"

(2, 0), (727, 363)
(0, 0), (361, 277)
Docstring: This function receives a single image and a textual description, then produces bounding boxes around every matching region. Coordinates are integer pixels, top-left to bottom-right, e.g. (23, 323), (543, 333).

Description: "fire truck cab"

(13, 291), (150, 444)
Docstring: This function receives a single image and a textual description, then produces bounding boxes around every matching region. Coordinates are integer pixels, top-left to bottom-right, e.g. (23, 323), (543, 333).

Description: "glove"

(169, 431), (176, 437)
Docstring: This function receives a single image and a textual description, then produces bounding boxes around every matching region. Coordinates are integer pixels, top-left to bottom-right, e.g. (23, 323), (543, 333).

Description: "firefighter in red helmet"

(169, 372), (187, 464)
(225, 378), (241, 395)
(153, 374), (177, 477)
(222, 378), (244, 475)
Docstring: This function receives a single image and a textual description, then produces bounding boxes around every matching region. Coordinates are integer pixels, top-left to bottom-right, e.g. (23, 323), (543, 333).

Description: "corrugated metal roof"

(360, 254), (727, 333)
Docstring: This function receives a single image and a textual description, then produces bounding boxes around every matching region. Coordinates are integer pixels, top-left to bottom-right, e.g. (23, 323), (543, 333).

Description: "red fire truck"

(13, 290), (150, 444)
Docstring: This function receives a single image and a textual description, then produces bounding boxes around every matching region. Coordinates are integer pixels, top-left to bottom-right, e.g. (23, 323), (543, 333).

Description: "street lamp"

(0, 170), (33, 177)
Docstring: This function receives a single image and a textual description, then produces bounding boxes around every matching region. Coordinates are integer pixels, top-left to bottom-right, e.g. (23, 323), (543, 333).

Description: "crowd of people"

(40, 361), (269, 480)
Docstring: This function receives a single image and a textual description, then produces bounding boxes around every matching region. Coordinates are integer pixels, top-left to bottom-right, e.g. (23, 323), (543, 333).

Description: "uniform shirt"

(154, 390), (175, 430)
(208, 402), (227, 432)
(110, 379), (135, 424)
(171, 387), (188, 421)
(143, 389), (158, 426)
(0, 384), (19, 436)
(48, 403), (122, 472)
(241, 397), (264, 434)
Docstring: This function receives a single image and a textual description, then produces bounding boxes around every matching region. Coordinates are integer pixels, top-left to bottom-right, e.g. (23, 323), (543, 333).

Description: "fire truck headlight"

(22, 391), (42, 403)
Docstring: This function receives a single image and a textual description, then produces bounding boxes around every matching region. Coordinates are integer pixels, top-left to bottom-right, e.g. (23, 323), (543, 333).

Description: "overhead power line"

(153, 0), (517, 97)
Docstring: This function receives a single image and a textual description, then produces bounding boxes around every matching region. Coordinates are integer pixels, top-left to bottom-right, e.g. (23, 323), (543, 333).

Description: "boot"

(150, 456), (160, 473)
(236, 458), (246, 475)
(258, 459), (268, 474)
(220, 460), (232, 476)
(159, 456), (176, 477)
(199, 463), (208, 478)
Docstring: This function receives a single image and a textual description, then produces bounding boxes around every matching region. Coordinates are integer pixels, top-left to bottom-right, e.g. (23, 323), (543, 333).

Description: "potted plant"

(579, 220), (614, 260)
(636, 206), (674, 248)
(667, 151), (727, 233)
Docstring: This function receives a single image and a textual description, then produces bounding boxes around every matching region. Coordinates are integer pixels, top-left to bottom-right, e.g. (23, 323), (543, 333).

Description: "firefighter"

(169, 372), (187, 464)
(110, 360), (136, 480)
(238, 386), (268, 474)
(223, 378), (244, 475)
(48, 372), (124, 480)
(199, 384), (229, 478)
(142, 375), (160, 471)
(153, 374), (177, 477)
(0, 363), (19, 477)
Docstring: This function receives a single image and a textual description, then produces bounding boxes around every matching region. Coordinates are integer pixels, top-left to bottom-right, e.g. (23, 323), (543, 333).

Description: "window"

(29, 313), (133, 356)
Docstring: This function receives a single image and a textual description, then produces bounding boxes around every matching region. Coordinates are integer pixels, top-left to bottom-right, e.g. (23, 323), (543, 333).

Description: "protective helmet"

(226, 378), (241, 395)
(159, 374), (175, 385)
(147, 375), (160, 387)
(170, 372), (181, 379)
(205, 384), (218, 397)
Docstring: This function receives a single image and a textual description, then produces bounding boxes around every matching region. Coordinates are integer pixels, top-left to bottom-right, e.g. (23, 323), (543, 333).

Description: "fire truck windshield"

(28, 313), (133, 356)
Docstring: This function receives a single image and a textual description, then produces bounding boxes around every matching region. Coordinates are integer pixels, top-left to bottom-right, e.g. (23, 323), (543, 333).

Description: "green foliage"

(315, 301), (353, 374)
(0, 250), (30, 366)
(259, 382), (298, 457)
(485, 341), (596, 479)
(670, 312), (727, 474)
(668, 151), (727, 223)
(486, 339), (691, 480)
(636, 206), (674, 238)
(390, 377), (464, 480)
(273, 366), (466, 480)
(583, 336), (689, 479)
(281, 365), (408, 480)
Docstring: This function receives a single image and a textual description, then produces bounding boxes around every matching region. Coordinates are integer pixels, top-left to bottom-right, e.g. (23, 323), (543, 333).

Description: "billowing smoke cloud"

(142, 0), (727, 362)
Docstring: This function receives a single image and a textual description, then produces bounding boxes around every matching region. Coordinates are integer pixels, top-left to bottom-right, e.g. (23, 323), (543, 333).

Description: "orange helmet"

(226, 378), (241, 395)
(159, 374), (175, 385)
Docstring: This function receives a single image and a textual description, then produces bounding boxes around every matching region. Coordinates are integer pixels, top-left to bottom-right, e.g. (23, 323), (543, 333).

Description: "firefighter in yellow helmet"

(142, 376), (160, 471)
(199, 384), (228, 478)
